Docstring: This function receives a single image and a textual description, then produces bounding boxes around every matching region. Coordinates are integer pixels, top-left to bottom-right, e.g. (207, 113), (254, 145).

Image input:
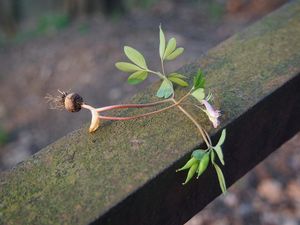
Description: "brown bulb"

(64, 93), (83, 112)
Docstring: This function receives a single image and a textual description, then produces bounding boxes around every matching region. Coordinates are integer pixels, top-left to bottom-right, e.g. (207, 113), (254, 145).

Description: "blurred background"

(0, 0), (299, 224)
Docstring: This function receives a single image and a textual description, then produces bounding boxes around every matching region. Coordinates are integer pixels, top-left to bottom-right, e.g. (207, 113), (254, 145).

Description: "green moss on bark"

(1, 1), (300, 224)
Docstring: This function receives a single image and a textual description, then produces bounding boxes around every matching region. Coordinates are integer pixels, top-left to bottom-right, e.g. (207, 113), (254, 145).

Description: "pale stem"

(95, 98), (172, 113)
(94, 90), (193, 121)
(187, 104), (212, 146)
(82, 90), (210, 148)
(203, 128), (212, 146)
(98, 105), (172, 120)
(81, 104), (96, 111)
(171, 99), (212, 148)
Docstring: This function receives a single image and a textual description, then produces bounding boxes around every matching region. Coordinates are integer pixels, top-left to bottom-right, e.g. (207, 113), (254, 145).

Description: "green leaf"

(213, 129), (226, 165)
(214, 146), (225, 165)
(216, 129), (226, 147)
(127, 71), (148, 85)
(156, 79), (174, 98)
(191, 88), (205, 101)
(192, 149), (206, 161)
(197, 153), (210, 178)
(183, 163), (198, 185)
(115, 62), (142, 73)
(213, 163), (227, 193)
(177, 157), (197, 172)
(168, 73), (187, 79)
(193, 69), (205, 89)
(163, 38), (176, 59)
(165, 47), (184, 60)
(168, 77), (188, 87)
(159, 25), (165, 60)
(124, 46), (148, 69)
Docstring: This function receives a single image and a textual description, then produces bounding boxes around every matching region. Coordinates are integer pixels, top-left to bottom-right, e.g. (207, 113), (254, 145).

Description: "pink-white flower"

(200, 100), (220, 128)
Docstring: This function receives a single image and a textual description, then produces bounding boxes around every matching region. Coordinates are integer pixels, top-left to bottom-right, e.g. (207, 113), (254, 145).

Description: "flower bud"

(176, 157), (198, 172)
(197, 153), (210, 178)
(183, 163), (198, 185)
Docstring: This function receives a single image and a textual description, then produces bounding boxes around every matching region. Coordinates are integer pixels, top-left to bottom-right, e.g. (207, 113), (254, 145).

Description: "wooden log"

(1, 1), (300, 224)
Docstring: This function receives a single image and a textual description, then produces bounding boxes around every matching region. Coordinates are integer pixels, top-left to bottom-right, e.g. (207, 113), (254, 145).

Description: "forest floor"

(0, 0), (299, 224)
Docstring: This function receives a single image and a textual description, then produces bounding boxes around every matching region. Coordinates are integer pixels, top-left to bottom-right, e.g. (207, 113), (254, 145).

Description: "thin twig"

(172, 99), (211, 148)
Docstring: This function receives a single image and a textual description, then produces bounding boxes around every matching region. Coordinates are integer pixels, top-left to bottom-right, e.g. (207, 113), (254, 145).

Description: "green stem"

(146, 69), (165, 79)
(160, 59), (166, 76)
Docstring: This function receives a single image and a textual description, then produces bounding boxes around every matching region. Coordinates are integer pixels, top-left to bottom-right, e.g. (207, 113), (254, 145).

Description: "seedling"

(47, 25), (227, 193)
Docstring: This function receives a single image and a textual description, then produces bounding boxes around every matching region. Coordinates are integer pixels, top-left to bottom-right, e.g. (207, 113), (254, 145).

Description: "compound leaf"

(191, 88), (205, 101)
(159, 25), (166, 60)
(163, 38), (176, 59)
(168, 73), (187, 79)
(213, 163), (227, 193)
(168, 77), (188, 87)
(127, 71), (148, 85)
(156, 79), (174, 98)
(214, 146), (225, 165)
(115, 62), (142, 73)
(216, 129), (226, 147)
(165, 47), (184, 60)
(193, 69), (205, 89)
(124, 46), (148, 69)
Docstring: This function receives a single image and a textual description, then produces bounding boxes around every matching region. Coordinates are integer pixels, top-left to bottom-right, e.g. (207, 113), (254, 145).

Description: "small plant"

(47, 25), (227, 193)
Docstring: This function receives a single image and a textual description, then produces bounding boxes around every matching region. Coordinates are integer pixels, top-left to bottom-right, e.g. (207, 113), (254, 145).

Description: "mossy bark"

(1, 1), (300, 225)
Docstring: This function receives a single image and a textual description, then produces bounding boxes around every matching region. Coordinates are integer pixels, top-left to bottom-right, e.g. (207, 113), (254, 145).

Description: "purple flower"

(201, 100), (220, 128)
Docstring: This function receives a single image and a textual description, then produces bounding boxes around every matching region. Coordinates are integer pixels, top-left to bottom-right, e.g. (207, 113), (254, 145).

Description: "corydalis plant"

(48, 26), (227, 193)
